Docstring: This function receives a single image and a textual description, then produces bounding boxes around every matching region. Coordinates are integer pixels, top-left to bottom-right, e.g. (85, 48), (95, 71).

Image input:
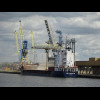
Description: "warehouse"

(76, 58), (100, 75)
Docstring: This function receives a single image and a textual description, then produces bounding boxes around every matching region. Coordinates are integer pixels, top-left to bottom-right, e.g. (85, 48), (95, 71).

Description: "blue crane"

(55, 30), (63, 46)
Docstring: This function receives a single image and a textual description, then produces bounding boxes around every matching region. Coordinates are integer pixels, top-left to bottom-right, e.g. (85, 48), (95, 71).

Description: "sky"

(0, 12), (100, 63)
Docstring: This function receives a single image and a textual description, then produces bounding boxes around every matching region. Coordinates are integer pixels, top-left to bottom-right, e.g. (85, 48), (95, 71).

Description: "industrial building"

(76, 58), (100, 75)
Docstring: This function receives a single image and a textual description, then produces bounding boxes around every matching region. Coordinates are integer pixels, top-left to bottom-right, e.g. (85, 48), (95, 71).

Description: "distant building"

(76, 58), (100, 75)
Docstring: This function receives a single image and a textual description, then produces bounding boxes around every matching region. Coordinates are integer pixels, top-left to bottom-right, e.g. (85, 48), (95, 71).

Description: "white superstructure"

(54, 31), (76, 69)
(66, 49), (74, 67)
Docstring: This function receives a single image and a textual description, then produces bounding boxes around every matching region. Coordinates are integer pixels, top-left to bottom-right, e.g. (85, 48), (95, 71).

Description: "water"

(0, 73), (100, 87)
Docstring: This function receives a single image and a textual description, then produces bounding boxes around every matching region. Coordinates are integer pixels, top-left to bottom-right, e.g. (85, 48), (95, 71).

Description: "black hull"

(21, 69), (78, 78)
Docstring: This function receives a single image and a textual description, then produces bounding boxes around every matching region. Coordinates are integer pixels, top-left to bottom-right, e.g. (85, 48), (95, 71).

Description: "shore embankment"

(0, 69), (21, 74)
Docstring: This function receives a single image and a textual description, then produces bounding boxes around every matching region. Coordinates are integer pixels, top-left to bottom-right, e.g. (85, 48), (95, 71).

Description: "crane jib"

(45, 20), (53, 44)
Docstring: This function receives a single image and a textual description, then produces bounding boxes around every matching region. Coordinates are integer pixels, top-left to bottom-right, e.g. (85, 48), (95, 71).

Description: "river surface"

(0, 73), (100, 87)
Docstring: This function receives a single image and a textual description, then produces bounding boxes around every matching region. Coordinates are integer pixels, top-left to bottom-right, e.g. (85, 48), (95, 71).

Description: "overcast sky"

(0, 12), (100, 63)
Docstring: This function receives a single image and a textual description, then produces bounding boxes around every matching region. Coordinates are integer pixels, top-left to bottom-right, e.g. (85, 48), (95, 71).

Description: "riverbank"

(0, 69), (21, 74)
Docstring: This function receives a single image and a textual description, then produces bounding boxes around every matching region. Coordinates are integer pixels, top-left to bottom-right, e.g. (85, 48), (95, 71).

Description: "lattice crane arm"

(44, 20), (54, 45)
(19, 20), (24, 49)
(14, 30), (20, 61)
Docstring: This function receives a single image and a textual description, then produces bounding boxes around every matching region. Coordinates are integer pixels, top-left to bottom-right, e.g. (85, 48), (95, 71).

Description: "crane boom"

(44, 20), (53, 44)
(14, 31), (20, 61)
(19, 20), (24, 49)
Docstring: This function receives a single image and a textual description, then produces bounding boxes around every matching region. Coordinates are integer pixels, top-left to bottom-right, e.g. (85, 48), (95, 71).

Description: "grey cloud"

(0, 12), (97, 21)
(65, 27), (100, 35)
(0, 12), (100, 62)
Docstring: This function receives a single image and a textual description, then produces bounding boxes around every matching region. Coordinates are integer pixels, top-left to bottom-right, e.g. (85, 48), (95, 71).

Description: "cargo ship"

(15, 20), (78, 78)
(20, 35), (78, 78)
(20, 66), (78, 77)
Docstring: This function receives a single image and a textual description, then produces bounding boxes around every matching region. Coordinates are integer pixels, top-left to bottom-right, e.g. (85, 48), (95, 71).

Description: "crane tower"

(14, 21), (30, 66)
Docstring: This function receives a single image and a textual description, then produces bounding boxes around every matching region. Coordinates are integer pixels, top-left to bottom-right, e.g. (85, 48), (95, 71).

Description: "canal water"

(0, 73), (100, 87)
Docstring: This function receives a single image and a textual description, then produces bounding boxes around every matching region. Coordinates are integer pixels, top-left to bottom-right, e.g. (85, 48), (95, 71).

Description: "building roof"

(76, 58), (100, 67)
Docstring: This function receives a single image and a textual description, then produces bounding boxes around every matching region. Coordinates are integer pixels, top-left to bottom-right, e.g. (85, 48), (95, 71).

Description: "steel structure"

(44, 20), (54, 45)
(31, 31), (34, 61)
(14, 31), (20, 61)
(14, 21), (30, 66)
(19, 20), (24, 49)
(55, 30), (63, 46)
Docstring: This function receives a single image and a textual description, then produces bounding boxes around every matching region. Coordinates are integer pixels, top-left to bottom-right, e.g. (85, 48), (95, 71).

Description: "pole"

(31, 31), (34, 63)
(74, 39), (76, 66)
(46, 50), (49, 71)
(14, 31), (20, 62)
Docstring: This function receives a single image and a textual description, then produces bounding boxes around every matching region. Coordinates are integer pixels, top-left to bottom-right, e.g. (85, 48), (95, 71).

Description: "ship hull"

(21, 69), (78, 78)
(51, 71), (78, 77)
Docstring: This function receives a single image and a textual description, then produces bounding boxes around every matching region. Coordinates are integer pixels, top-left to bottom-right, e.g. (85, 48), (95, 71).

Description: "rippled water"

(0, 73), (100, 87)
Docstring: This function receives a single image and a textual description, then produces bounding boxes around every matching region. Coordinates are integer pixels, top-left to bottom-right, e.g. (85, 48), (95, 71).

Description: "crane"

(31, 20), (64, 70)
(31, 20), (56, 70)
(14, 21), (30, 67)
(49, 24), (55, 46)
(31, 20), (64, 71)
(44, 20), (52, 70)
(45, 20), (58, 70)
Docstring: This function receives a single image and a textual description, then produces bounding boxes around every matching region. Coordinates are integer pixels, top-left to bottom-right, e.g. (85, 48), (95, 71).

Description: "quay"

(76, 57), (100, 79)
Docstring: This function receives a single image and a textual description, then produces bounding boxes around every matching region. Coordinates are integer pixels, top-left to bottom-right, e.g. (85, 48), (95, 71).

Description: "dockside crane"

(14, 21), (30, 67)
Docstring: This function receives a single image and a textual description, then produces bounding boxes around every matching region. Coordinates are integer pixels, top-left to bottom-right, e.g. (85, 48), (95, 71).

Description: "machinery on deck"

(31, 20), (78, 77)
